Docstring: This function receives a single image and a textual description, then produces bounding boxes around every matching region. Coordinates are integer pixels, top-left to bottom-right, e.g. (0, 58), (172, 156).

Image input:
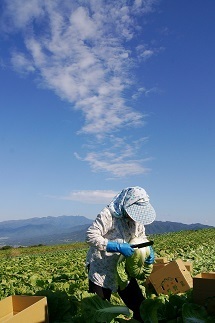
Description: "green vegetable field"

(0, 228), (214, 322)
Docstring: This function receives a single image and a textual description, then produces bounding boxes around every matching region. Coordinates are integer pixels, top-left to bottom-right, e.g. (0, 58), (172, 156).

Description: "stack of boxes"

(147, 257), (215, 314)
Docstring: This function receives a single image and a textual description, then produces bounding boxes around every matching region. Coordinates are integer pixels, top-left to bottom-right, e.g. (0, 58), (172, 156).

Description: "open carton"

(0, 295), (49, 323)
(149, 258), (193, 295)
(151, 257), (169, 273)
(193, 272), (215, 315)
(152, 258), (192, 274)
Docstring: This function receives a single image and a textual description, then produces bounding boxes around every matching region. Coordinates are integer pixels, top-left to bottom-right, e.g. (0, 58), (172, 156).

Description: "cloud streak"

(1, 0), (158, 177)
(75, 135), (151, 177)
(50, 189), (118, 204)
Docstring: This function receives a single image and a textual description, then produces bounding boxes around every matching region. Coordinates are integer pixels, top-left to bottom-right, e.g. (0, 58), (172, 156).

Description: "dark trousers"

(88, 278), (144, 322)
(88, 278), (112, 301)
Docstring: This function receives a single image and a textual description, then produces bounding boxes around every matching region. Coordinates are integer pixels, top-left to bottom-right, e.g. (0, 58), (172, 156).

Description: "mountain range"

(0, 215), (213, 247)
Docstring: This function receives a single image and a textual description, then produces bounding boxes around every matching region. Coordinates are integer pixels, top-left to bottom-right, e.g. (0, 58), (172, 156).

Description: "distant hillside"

(145, 221), (212, 235)
(0, 215), (213, 246)
(0, 215), (92, 246)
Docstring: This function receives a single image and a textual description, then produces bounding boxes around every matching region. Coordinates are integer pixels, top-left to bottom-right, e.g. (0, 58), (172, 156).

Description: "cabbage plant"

(125, 237), (153, 281)
(117, 237), (153, 290)
(81, 293), (131, 323)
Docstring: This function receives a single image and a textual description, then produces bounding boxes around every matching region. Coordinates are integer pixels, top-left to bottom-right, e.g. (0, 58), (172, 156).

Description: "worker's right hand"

(106, 241), (134, 257)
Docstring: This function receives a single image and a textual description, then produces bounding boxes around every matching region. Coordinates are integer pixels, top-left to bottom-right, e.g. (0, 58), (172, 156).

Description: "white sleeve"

(86, 208), (112, 251)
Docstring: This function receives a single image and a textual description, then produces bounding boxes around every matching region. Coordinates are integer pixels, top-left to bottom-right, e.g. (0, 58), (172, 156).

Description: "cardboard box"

(152, 257), (169, 273)
(152, 258), (192, 274)
(155, 257), (168, 264)
(193, 272), (215, 314)
(149, 259), (193, 295)
(184, 261), (192, 273)
(0, 295), (49, 323)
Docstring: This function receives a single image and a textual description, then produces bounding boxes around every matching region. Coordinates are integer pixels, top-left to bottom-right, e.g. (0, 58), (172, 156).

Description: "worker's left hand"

(144, 246), (155, 264)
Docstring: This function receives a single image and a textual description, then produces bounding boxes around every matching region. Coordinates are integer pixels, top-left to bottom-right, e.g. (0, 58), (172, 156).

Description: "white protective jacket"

(86, 206), (147, 292)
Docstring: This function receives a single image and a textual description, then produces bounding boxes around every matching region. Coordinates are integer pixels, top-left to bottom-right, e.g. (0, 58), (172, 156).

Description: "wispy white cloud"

(79, 152), (151, 177)
(132, 86), (161, 99)
(135, 44), (164, 62)
(11, 52), (35, 73)
(1, 0), (159, 177)
(50, 189), (118, 204)
(75, 135), (151, 177)
(1, 0), (45, 31)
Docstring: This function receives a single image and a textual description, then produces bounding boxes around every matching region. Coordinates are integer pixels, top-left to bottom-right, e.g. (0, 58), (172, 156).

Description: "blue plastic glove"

(144, 246), (155, 264)
(106, 241), (134, 257)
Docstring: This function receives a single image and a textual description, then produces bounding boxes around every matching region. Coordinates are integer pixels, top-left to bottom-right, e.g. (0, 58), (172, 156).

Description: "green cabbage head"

(125, 237), (153, 281)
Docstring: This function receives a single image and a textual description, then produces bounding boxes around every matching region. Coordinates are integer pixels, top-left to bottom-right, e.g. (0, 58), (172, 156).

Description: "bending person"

(86, 186), (156, 322)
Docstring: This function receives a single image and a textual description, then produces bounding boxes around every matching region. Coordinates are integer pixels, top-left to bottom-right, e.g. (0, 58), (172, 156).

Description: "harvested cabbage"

(117, 237), (154, 289)
(117, 257), (129, 291)
(125, 237), (153, 281)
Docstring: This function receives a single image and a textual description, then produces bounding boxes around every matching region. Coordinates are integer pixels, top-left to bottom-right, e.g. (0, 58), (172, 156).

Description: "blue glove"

(144, 246), (155, 264)
(106, 241), (134, 257)
(145, 246), (155, 265)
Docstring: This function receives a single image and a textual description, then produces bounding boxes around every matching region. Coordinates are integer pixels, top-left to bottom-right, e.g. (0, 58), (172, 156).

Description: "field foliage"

(0, 228), (214, 322)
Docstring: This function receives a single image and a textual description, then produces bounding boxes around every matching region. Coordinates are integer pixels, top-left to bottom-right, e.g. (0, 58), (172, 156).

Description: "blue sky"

(0, 0), (214, 226)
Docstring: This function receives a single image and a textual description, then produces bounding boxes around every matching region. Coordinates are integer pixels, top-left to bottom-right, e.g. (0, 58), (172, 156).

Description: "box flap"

(0, 296), (13, 321)
(194, 272), (215, 279)
(12, 296), (46, 314)
(155, 257), (168, 264)
(10, 297), (48, 323)
(0, 296), (48, 323)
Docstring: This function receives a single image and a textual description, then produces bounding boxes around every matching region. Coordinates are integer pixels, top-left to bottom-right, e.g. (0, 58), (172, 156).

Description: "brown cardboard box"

(193, 272), (215, 314)
(149, 258), (193, 295)
(152, 258), (192, 274)
(184, 261), (192, 273)
(155, 257), (168, 264)
(152, 257), (169, 273)
(0, 295), (49, 323)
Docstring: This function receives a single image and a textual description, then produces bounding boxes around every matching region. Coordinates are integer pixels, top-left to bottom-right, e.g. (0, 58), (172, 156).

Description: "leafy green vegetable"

(117, 258), (129, 291)
(125, 237), (153, 281)
(115, 318), (140, 322)
(35, 289), (78, 322)
(140, 293), (195, 322)
(140, 296), (166, 323)
(0, 228), (215, 322)
(81, 293), (131, 323)
(182, 303), (215, 323)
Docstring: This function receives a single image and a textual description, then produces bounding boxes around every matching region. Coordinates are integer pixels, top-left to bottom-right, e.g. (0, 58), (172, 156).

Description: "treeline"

(0, 244), (45, 250)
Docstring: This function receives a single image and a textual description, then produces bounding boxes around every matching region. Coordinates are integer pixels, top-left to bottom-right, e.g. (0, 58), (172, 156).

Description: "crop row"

(0, 228), (214, 322)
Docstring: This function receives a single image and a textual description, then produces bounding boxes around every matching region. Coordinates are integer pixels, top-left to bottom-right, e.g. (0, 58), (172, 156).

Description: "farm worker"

(85, 186), (156, 322)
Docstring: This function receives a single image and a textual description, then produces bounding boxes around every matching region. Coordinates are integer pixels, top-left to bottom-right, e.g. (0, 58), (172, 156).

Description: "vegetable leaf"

(140, 297), (166, 323)
(81, 294), (130, 323)
(125, 237), (152, 281)
(182, 303), (213, 323)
